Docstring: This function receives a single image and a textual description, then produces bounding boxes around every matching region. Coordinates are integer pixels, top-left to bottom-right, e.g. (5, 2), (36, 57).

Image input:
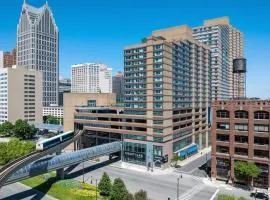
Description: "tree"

(125, 193), (134, 200)
(98, 172), (112, 196)
(13, 119), (36, 140)
(110, 178), (128, 200)
(234, 161), (261, 186)
(0, 142), (8, 165)
(0, 121), (14, 137)
(171, 154), (183, 167)
(134, 190), (148, 200)
(46, 115), (60, 125)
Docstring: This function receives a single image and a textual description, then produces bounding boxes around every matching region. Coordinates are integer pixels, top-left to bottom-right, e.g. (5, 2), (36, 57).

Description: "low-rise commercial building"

(0, 66), (42, 124)
(63, 93), (116, 132)
(43, 106), (63, 118)
(211, 100), (270, 189)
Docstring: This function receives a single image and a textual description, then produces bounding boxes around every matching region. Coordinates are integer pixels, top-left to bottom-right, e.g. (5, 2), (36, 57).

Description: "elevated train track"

(0, 130), (83, 188)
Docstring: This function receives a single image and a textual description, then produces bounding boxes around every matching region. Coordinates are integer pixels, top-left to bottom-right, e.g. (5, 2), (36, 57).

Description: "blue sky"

(0, 0), (270, 98)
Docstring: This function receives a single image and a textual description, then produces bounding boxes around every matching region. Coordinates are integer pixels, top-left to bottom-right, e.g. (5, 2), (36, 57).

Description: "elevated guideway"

(0, 130), (83, 188)
(5, 141), (121, 185)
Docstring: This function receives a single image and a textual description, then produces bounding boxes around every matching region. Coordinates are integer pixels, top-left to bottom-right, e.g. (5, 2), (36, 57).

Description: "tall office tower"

(193, 17), (244, 100)
(0, 66), (42, 124)
(112, 71), (124, 103)
(59, 77), (71, 106)
(17, 1), (59, 106)
(0, 49), (16, 68)
(71, 63), (112, 93)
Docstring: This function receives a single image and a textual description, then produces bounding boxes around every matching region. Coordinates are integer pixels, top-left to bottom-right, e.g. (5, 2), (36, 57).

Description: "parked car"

(250, 190), (269, 200)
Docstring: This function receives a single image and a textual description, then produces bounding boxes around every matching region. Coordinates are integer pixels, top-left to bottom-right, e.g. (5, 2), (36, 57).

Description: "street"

(0, 157), (253, 200)
(66, 160), (217, 200)
(0, 182), (55, 200)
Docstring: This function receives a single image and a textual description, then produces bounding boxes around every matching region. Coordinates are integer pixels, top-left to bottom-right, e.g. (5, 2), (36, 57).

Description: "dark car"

(250, 191), (269, 200)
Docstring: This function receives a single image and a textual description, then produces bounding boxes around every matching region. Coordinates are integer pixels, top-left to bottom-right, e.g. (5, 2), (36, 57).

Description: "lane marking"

(210, 188), (220, 200)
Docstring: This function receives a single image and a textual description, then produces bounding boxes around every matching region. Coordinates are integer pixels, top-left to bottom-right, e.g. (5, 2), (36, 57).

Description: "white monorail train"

(36, 131), (74, 151)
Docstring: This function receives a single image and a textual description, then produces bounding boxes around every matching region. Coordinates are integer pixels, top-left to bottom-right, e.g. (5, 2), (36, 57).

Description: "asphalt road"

(0, 158), (253, 200)
(0, 182), (55, 200)
(65, 160), (217, 200)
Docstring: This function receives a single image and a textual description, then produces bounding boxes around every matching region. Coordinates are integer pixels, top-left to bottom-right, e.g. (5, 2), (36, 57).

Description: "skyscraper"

(71, 63), (112, 93)
(59, 77), (71, 106)
(112, 71), (124, 103)
(193, 17), (244, 100)
(17, 1), (59, 106)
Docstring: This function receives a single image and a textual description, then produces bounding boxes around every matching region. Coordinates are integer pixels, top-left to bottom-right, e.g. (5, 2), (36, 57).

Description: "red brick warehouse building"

(211, 100), (270, 189)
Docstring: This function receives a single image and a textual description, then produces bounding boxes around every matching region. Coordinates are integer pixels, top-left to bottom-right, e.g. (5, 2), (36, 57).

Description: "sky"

(0, 0), (270, 98)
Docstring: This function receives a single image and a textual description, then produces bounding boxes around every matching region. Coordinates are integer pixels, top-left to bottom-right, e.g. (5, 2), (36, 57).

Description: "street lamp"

(176, 174), (182, 200)
(96, 179), (98, 200)
(82, 158), (85, 183)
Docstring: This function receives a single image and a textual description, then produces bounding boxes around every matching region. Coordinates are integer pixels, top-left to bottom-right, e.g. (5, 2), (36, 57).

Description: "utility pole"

(177, 177), (180, 200)
(82, 158), (85, 183)
(96, 179), (98, 200)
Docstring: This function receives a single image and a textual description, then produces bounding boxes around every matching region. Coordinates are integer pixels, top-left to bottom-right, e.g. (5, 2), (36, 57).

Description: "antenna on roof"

(46, 0), (48, 4)
(23, 0), (26, 5)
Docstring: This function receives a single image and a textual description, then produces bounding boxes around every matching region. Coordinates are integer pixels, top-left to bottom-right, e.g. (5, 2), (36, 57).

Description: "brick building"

(211, 100), (270, 189)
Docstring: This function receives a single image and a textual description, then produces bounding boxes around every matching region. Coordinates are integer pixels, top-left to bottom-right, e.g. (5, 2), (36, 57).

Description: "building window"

(216, 146), (229, 154)
(216, 123), (230, 130)
(87, 100), (96, 107)
(234, 124), (248, 131)
(254, 111), (269, 120)
(235, 110), (248, 119)
(216, 110), (229, 118)
(254, 124), (269, 132)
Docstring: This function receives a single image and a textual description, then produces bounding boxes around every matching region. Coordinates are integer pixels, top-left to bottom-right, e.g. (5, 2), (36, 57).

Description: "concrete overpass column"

(56, 150), (65, 180)
(56, 168), (64, 180)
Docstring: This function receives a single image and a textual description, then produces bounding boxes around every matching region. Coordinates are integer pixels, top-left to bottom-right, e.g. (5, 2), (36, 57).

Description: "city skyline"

(0, 0), (270, 98)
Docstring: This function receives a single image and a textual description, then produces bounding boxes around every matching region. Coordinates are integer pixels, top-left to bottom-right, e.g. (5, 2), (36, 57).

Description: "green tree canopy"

(110, 178), (128, 200)
(234, 161), (261, 183)
(0, 138), (35, 165)
(134, 189), (148, 200)
(98, 172), (112, 196)
(0, 121), (14, 137)
(13, 119), (36, 140)
(46, 115), (61, 125)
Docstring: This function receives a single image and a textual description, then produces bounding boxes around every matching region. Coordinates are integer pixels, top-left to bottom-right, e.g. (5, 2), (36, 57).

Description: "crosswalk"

(175, 183), (206, 200)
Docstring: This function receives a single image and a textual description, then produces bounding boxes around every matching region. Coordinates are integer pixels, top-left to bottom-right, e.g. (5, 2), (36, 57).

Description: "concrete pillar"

(56, 168), (65, 180)
(56, 150), (64, 180)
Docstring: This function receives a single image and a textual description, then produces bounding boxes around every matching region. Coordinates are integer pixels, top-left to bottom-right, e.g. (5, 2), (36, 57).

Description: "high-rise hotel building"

(71, 63), (112, 93)
(72, 26), (211, 166)
(17, 1), (59, 106)
(193, 17), (244, 100)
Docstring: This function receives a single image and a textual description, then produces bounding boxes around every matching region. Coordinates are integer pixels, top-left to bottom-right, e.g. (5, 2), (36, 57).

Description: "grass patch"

(21, 172), (104, 200)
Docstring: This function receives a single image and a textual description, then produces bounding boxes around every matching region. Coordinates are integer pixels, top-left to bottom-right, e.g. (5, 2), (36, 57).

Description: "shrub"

(81, 183), (97, 191)
(217, 194), (235, 200)
(70, 188), (96, 197)
(57, 179), (81, 189)
(134, 190), (148, 200)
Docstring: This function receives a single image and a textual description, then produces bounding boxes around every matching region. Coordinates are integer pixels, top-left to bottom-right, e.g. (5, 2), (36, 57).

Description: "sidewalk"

(178, 146), (211, 167)
(110, 161), (174, 175)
